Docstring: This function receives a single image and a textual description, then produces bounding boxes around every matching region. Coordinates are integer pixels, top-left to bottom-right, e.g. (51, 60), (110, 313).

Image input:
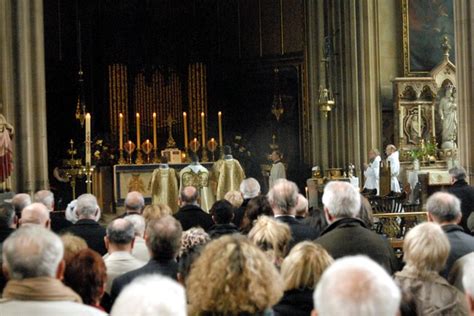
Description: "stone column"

(0, 0), (49, 193)
(454, 0), (474, 182)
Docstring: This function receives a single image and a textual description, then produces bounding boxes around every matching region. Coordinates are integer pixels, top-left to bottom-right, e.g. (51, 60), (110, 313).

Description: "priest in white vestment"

(385, 144), (401, 193)
(269, 150), (286, 189)
(363, 149), (381, 194)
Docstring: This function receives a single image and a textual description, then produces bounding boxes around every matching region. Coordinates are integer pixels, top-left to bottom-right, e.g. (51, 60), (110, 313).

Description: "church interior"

(2, 0), (474, 315)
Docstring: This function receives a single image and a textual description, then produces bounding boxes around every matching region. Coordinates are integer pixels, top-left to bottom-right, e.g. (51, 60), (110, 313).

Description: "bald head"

(125, 191), (145, 214)
(295, 194), (309, 217)
(34, 190), (54, 211)
(20, 203), (50, 228)
(179, 186), (199, 206)
(106, 218), (135, 252)
(11, 193), (31, 216)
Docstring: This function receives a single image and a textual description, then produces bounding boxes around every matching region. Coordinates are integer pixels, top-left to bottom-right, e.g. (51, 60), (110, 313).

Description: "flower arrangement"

(92, 137), (117, 166)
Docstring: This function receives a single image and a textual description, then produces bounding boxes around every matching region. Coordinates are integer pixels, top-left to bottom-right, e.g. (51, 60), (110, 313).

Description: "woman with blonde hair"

(142, 203), (172, 224)
(187, 235), (284, 315)
(394, 222), (468, 315)
(248, 216), (291, 267)
(273, 241), (333, 315)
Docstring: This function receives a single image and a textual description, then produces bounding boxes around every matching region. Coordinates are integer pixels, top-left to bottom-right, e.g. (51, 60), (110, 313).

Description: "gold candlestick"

(183, 112), (188, 151)
(136, 113), (141, 150)
(201, 112), (208, 162)
(218, 111), (223, 147)
(153, 112), (157, 149)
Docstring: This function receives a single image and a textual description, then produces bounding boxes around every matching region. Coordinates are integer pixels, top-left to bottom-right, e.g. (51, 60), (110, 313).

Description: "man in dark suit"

(0, 203), (16, 243)
(268, 179), (319, 249)
(64, 193), (107, 255)
(208, 200), (240, 239)
(110, 215), (182, 304)
(426, 191), (474, 278)
(116, 191), (145, 219)
(34, 190), (72, 233)
(174, 186), (213, 231)
(446, 166), (474, 233)
(316, 181), (399, 274)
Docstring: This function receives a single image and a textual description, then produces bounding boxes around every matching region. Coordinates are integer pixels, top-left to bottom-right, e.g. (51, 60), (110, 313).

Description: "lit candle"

(152, 112), (157, 149)
(85, 113), (91, 165)
(399, 107), (403, 138)
(136, 113), (141, 150)
(431, 106), (435, 137)
(305, 186), (308, 199)
(119, 113), (123, 150)
(218, 111), (223, 147)
(418, 105), (422, 137)
(201, 112), (206, 148)
(183, 112), (188, 149)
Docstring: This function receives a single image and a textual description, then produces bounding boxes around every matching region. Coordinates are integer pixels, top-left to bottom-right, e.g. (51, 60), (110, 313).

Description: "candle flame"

(201, 112), (204, 117)
(218, 111), (222, 116)
(153, 113), (156, 118)
(119, 113), (123, 118)
(136, 113), (140, 117)
(183, 112), (187, 116)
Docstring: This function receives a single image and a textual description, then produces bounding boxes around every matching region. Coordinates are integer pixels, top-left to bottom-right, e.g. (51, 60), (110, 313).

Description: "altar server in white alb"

(363, 149), (381, 194)
(385, 144), (401, 193)
(269, 150), (286, 189)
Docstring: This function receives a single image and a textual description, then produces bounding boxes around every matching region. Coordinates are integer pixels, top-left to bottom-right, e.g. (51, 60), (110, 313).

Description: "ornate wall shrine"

(392, 40), (457, 203)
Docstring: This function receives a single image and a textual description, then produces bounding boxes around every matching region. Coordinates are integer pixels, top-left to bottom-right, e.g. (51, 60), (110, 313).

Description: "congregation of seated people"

(1, 175), (474, 316)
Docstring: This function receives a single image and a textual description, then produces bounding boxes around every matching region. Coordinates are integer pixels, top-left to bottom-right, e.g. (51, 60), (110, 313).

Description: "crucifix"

(166, 114), (177, 148)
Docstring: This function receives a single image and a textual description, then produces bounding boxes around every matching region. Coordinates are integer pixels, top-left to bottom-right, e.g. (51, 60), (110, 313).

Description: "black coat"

(64, 219), (107, 255)
(233, 198), (250, 229)
(208, 223), (240, 239)
(316, 217), (399, 274)
(50, 212), (72, 233)
(276, 215), (319, 249)
(447, 180), (474, 232)
(110, 259), (178, 304)
(441, 224), (474, 278)
(273, 288), (313, 316)
(0, 224), (14, 243)
(174, 204), (214, 231)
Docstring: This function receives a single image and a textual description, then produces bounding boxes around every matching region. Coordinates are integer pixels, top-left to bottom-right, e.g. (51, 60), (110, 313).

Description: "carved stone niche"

(392, 50), (456, 163)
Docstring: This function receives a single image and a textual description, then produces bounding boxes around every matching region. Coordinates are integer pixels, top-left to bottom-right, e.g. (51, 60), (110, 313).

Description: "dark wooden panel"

(283, 0), (305, 53)
(239, 0), (261, 58)
(218, 0), (240, 59)
(261, 0), (282, 56)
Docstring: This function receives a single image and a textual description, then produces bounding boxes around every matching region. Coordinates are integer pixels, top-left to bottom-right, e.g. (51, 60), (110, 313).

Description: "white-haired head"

(3, 226), (64, 280)
(322, 181), (361, 222)
(75, 194), (99, 220)
(125, 191), (145, 214)
(426, 192), (462, 224)
(34, 190), (55, 211)
(295, 194), (309, 217)
(267, 179), (299, 215)
(124, 214), (146, 237)
(111, 275), (187, 316)
(240, 178), (261, 199)
(314, 255), (401, 316)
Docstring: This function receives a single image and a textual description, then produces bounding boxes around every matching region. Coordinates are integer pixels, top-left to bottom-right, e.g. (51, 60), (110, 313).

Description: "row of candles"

(118, 111), (224, 152)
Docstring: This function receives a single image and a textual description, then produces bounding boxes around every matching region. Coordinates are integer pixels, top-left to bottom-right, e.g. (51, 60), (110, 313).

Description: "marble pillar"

(0, 0), (49, 193)
(455, 0), (474, 182)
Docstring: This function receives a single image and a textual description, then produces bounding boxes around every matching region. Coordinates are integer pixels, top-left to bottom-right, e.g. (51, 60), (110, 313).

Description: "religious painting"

(402, 0), (455, 76)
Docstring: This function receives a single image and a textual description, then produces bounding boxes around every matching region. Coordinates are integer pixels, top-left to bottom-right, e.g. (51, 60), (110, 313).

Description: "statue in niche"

(0, 113), (14, 186)
(438, 83), (457, 149)
(405, 109), (425, 145)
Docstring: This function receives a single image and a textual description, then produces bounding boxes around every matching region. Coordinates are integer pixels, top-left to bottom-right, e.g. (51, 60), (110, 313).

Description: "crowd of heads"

(1, 175), (474, 316)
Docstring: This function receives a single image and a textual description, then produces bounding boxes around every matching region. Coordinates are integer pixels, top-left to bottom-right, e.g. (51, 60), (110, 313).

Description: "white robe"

(387, 151), (401, 193)
(364, 156), (381, 194)
(269, 161), (286, 188)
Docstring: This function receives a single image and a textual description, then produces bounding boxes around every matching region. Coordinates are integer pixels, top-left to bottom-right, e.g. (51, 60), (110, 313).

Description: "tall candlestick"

(85, 113), (91, 165)
(218, 111), (223, 147)
(136, 113), (141, 150)
(399, 107), (404, 138)
(119, 113), (123, 150)
(418, 105), (422, 137)
(183, 112), (188, 149)
(201, 112), (206, 148)
(431, 106), (435, 137)
(153, 112), (157, 148)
